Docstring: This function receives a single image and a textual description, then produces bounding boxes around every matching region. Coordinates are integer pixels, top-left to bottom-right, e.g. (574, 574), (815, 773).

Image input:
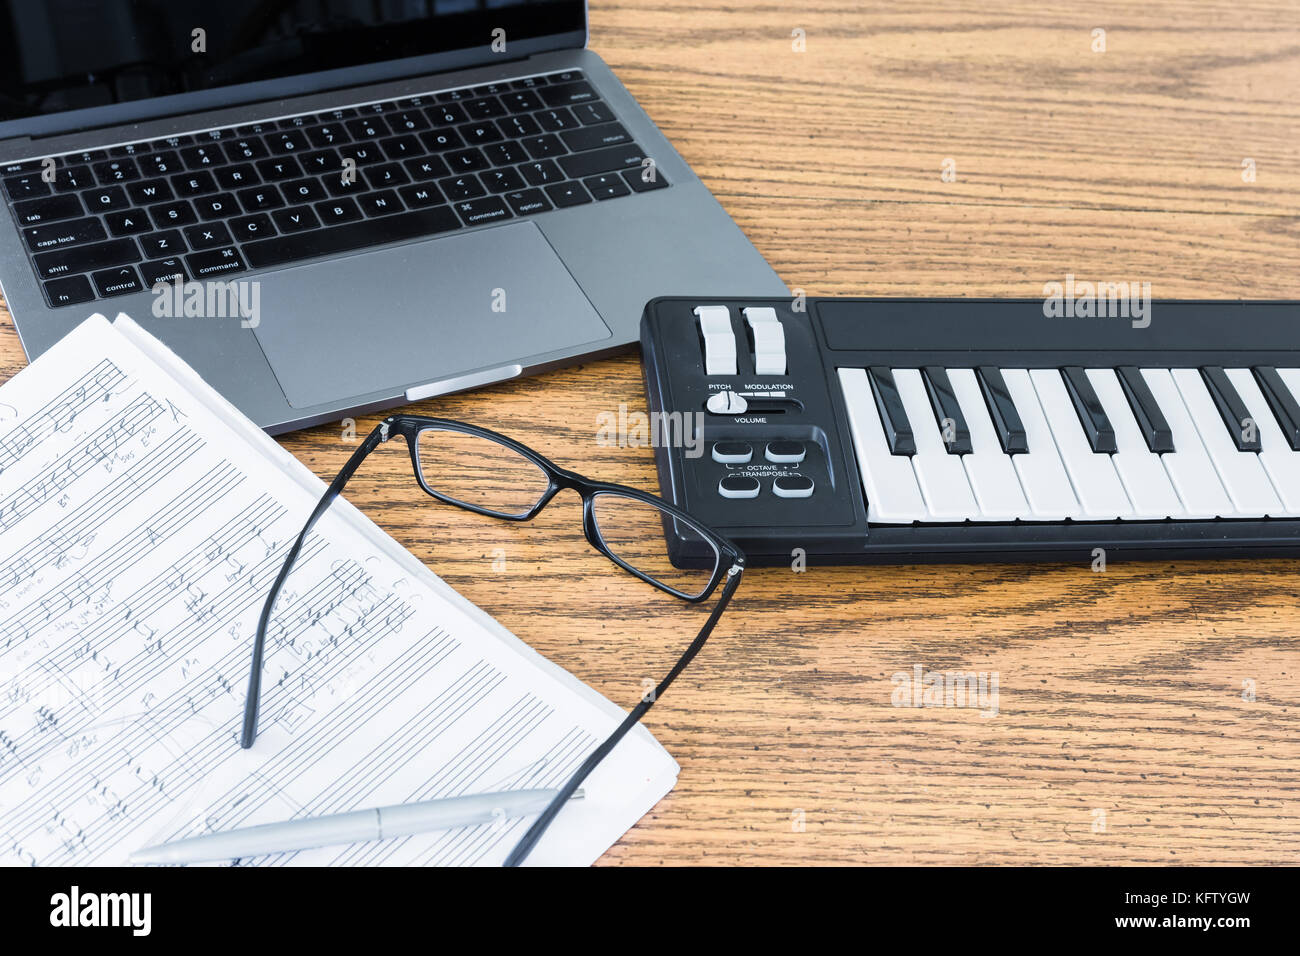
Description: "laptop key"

(53, 164), (94, 191)
(236, 185), (283, 211)
(5, 174), (51, 201)
(453, 196), (512, 226)
(224, 138), (269, 162)
(83, 185), (131, 212)
(358, 190), (403, 217)
(522, 134), (566, 159)
(502, 91), (543, 113)
(534, 108), (578, 132)
(560, 144), (646, 179)
(141, 151), (183, 176)
(127, 178), (174, 204)
(482, 168), (525, 193)
(93, 158), (141, 183)
(139, 256), (189, 288)
(13, 194), (82, 226)
(379, 135), (421, 160)
(314, 197), (363, 225)
(499, 114), (542, 139)
(171, 171), (219, 197)
(104, 210), (152, 236)
(186, 246), (247, 279)
(368, 163), (409, 188)
(229, 213), (276, 241)
(583, 173), (630, 200)
(91, 265), (144, 297)
(256, 157), (302, 181)
(42, 274), (95, 308)
(447, 148), (489, 173)
(243, 205), (460, 269)
(282, 178), (326, 203)
(149, 200), (197, 228)
(539, 82), (599, 107)
(419, 128), (464, 152)
(560, 123), (631, 152)
(306, 125), (349, 149)
(438, 175), (485, 201)
(345, 117), (386, 140)
(179, 145), (222, 169)
(384, 110), (429, 134)
(623, 167), (668, 192)
(195, 193), (241, 220)
(521, 160), (563, 186)
(397, 183), (443, 208)
(426, 103), (468, 127)
(24, 217), (107, 252)
(464, 97), (506, 120)
(139, 230), (186, 257)
(270, 206), (320, 234)
(183, 221), (233, 250)
(298, 149), (338, 175)
(403, 156), (449, 181)
(544, 181), (592, 208)
(214, 164), (258, 190)
(504, 188), (553, 216)
(573, 101), (615, 126)
(34, 238), (139, 279)
(483, 142), (528, 166)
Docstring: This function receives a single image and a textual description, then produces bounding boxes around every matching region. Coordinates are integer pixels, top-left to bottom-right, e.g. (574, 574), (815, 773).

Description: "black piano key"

(1061, 366), (1117, 454)
(1252, 367), (1300, 451)
(975, 366), (1028, 454)
(867, 367), (915, 456)
(920, 366), (971, 454)
(1116, 367), (1175, 454)
(1201, 366), (1262, 453)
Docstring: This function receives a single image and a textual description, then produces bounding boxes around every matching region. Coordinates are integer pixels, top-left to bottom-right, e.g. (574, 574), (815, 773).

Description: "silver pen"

(130, 788), (583, 864)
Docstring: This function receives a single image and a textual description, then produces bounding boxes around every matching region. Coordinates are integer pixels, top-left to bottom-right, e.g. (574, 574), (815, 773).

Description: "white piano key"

(1086, 368), (1184, 519)
(1226, 368), (1300, 514)
(999, 369), (1079, 520)
(1171, 368), (1280, 517)
(948, 368), (1030, 520)
(1029, 369), (1132, 519)
(837, 368), (927, 522)
(892, 368), (978, 519)
(1277, 369), (1300, 416)
(1139, 369), (1233, 518)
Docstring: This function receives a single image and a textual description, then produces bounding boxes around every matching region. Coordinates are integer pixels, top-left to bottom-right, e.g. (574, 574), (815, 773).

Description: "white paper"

(0, 314), (676, 866)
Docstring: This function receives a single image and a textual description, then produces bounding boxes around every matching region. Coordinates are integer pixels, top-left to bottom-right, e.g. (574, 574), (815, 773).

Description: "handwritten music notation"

(0, 315), (677, 867)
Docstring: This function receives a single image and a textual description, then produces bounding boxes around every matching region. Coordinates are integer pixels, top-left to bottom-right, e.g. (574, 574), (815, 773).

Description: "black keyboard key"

(93, 158), (140, 183)
(4, 173), (51, 200)
(867, 367), (915, 455)
(446, 148), (489, 173)
(183, 221), (233, 250)
(539, 82), (599, 107)
(150, 135), (191, 151)
(1201, 366), (1262, 453)
(179, 145), (223, 169)
(229, 213), (276, 242)
(573, 101), (615, 126)
(139, 230), (186, 257)
(379, 135), (421, 161)
(534, 108), (578, 132)
(314, 197), (364, 226)
(623, 167), (669, 192)
(140, 151), (183, 177)
(459, 122), (503, 146)
(543, 70), (585, 84)
(384, 110), (429, 134)
(452, 196), (511, 226)
(403, 156), (449, 181)
(472, 82), (511, 97)
(499, 114), (542, 139)
(34, 238), (139, 279)
(520, 159), (563, 187)
(171, 171), (218, 197)
(544, 181), (592, 208)
(1116, 366), (1175, 454)
(1062, 366), (1117, 454)
(583, 173), (630, 200)
(245, 205), (460, 268)
(921, 367), (972, 454)
(1253, 367), (1300, 450)
(426, 103), (468, 127)
(463, 97), (506, 120)
(82, 185), (131, 212)
(560, 144), (645, 179)
(13, 194), (82, 226)
(224, 138), (269, 162)
(233, 123), (276, 138)
(91, 265), (144, 297)
(561, 122), (631, 153)
(975, 366), (1028, 455)
(127, 178), (174, 204)
(419, 129), (464, 153)
(368, 163), (409, 188)
(104, 210), (152, 237)
(338, 142), (383, 166)
(236, 185), (283, 211)
(271, 206), (320, 233)
(282, 178), (326, 203)
(42, 274), (95, 308)
(214, 164), (258, 190)
(522, 134), (566, 160)
(298, 149), (339, 176)
(256, 157), (302, 182)
(269, 130), (310, 154)
(439, 87), (471, 103)
(24, 216), (106, 252)
(186, 246), (246, 279)
(325, 171), (368, 197)
(53, 164), (94, 192)
(195, 193), (241, 220)
(512, 75), (547, 90)
(439, 175), (485, 201)
(481, 168), (525, 193)
(359, 190), (403, 217)
(483, 142), (529, 167)
(501, 90), (543, 113)
(149, 200), (197, 229)
(398, 182), (443, 208)
(305, 125), (349, 149)
(140, 256), (189, 287)
(345, 116), (387, 140)
(1, 159), (43, 175)
(503, 188), (552, 217)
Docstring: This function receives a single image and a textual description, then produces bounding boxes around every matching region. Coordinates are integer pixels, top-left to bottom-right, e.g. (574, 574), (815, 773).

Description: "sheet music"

(0, 314), (677, 866)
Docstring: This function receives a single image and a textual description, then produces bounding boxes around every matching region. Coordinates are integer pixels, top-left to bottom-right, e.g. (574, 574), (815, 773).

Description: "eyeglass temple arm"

(502, 561), (745, 867)
(239, 423), (391, 749)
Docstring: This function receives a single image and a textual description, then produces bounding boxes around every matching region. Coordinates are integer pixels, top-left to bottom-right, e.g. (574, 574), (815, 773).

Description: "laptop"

(0, 1), (785, 433)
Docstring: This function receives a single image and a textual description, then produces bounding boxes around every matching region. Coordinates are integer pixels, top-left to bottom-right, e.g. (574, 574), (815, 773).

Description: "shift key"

(558, 143), (646, 179)
(34, 237), (139, 279)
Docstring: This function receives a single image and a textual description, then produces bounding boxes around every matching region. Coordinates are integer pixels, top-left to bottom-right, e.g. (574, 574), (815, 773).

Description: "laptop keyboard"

(0, 71), (669, 309)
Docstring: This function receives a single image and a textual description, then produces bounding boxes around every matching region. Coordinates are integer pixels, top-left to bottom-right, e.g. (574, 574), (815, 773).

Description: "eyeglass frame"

(238, 414), (746, 862)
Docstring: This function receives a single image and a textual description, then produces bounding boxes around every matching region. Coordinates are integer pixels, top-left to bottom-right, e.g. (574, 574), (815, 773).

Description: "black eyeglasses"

(239, 415), (745, 865)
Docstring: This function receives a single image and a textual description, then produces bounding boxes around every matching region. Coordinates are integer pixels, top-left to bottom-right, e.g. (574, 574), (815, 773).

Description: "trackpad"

(250, 221), (611, 408)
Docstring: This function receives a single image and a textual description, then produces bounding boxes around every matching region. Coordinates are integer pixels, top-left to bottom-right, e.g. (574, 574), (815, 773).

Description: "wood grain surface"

(3, 1), (1298, 865)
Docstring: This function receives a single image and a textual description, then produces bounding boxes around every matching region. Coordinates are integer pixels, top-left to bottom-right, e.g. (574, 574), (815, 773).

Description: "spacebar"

(242, 207), (462, 269)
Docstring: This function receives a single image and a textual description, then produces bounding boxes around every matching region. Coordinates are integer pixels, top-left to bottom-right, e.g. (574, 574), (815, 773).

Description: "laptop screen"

(0, 0), (586, 125)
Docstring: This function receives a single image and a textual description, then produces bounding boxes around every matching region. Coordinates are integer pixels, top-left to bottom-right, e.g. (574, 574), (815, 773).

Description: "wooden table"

(3, 1), (1298, 865)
